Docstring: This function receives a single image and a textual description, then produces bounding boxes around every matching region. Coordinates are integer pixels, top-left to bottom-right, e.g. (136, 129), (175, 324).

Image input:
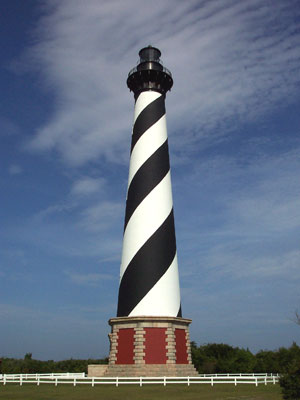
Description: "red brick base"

(98, 316), (198, 377)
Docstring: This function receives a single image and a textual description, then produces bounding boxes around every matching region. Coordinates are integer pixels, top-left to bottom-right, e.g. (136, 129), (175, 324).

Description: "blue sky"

(1, 0), (300, 361)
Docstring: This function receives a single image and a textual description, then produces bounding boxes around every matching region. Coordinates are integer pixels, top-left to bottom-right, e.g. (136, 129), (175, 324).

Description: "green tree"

(278, 342), (300, 399)
(280, 362), (300, 400)
(191, 343), (256, 374)
(1, 356), (108, 374)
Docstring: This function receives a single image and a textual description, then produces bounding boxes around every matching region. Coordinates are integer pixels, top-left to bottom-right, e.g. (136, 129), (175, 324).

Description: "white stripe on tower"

(117, 46), (182, 318)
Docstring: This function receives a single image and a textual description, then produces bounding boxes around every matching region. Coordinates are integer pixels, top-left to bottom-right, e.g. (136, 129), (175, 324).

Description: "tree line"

(191, 342), (300, 374)
(0, 353), (108, 374)
(1, 342), (299, 374)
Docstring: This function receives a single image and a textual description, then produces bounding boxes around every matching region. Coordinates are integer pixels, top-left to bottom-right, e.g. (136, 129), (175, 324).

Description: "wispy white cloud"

(79, 201), (123, 232)
(0, 303), (37, 320)
(202, 247), (300, 280)
(8, 164), (22, 175)
(2, 200), (122, 260)
(19, 175), (122, 257)
(175, 142), (300, 282)
(70, 177), (105, 197)
(32, 200), (76, 222)
(24, 0), (300, 165)
(64, 270), (113, 286)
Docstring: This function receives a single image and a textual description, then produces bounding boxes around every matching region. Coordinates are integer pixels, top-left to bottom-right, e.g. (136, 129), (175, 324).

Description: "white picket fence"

(0, 373), (279, 386)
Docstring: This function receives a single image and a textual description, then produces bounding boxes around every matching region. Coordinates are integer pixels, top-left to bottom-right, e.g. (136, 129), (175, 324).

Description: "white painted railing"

(199, 373), (279, 376)
(0, 373), (279, 386)
(0, 372), (85, 379)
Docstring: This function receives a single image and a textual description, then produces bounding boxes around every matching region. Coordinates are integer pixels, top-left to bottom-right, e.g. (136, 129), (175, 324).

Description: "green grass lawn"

(0, 384), (282, 400)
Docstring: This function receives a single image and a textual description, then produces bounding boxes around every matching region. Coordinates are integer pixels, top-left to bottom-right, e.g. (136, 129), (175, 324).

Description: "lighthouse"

(117, 46), (181, 319)
(90, 47), (198, 377)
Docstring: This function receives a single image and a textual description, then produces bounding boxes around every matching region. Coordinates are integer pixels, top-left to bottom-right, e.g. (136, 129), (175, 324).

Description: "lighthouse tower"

(104, 47), (197, 377)
(118, 46), (181, 319)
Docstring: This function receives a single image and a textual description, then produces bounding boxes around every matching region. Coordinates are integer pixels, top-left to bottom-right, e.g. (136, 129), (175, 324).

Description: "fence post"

(55, 377), (58, 386)
(92, 377), (94, 387)
(164, 376), (166, 386)
(37, 377), (40, 386)
(187, 376), (190, 386)
(74, 378), (76, 387)
(140, 377), (142, 387)
(234, 377), (237, 386)
(211, 377), (213, 386)
(3, 375), (6, 386)
(116, 377), (118, 387)
(255, 378), (258, 387)
(264, 376), (267, 385)
(20, 376), (22, 386)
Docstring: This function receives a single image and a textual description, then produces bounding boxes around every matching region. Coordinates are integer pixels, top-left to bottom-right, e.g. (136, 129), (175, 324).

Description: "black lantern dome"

(127, 46), (173, 99)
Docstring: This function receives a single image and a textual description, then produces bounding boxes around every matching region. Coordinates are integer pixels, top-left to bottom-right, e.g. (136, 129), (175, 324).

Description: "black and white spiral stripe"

(117, 91), (182, 318)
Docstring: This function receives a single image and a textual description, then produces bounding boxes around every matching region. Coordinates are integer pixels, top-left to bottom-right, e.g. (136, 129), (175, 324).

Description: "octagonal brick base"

(96, 316), (198, 377)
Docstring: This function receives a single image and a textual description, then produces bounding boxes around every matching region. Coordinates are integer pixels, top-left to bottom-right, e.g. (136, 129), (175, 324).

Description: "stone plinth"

(88, 364), (108, 377)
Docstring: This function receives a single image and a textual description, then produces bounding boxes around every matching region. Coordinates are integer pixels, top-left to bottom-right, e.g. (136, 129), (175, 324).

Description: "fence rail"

(0, 373), (279, 387)
(0, 373), (85, 379)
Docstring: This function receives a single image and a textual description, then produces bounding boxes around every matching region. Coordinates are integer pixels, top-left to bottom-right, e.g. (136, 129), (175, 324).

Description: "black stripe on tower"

(117, 210), (176, 317)
(124, 140), (170, 231)
(131, 95), (165, 153)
